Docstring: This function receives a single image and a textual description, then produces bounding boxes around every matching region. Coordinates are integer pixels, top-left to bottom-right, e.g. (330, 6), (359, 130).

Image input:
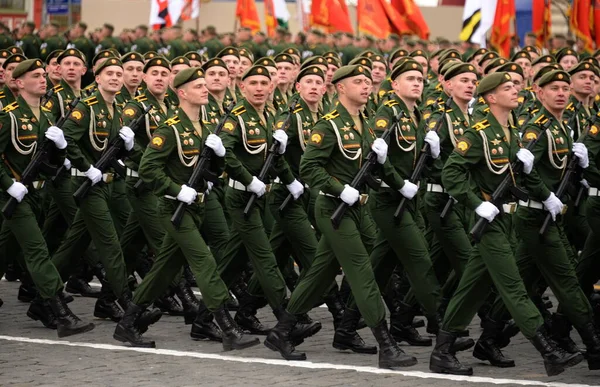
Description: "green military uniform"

(69, 37), (95, 68)
(0, 32), (14, 49)
(0, 84), (17, 109)
(97, 36), (125, 55)
(40, 35), (66, 62)
(203, 37), (224, 58)
(18, 33), (41, 59)
(168, 38), (189, 60)
(131, 36), (159, 55)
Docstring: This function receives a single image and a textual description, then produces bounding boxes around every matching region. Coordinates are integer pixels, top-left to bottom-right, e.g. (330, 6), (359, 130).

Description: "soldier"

(67, 22), (96, 74)
(511, 50), (532, 86)
(40, 23), (66, 62)
(202, 25), (224, 58)
(216, 47), (241, 106)
(166, 56), (190, 109)
(0, 58), (94, 337)
(0, 54), (26, 109)
(0, 22), (14, 49)
(116, 52), (144, 107)
(556, 48), (578, 72)
(238, 48), (254, 79)
(184, 51), (203, 68)
(95, 23), (124, 55)
(166, 26), (189, 60)
(273, 53), (296, 113)
(131, 25), (158, 55)
(16, 21), (41, 59)
(430, 71), (582, 377)
(323, 54), (341, 112)
(44, 49), (63, 87)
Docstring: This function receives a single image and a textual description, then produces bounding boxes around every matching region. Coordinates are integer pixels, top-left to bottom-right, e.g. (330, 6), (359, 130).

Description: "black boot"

(113, 301), (156, 348)
(213, 305), (260, 351)
(332, 308), (377, 354)
(390, 302), (431, 346)
(18, 283), (37, 303)
(191, 303), (223, 342)
(371, 320), (418, 369)
(530, 325), (583, 376)
(183, 265), (197, 287)
(426, 313), (442, 335)
(48, 295), (95, 338)
(412, 318), (425, 328)
(27, 298), (57, 329)
(264, 306), (306, 360)
(155, 288), (185, 316)
(429, 330), (473, 375)
(473, 318), (515, 367)
(0, 297), (3, 308)
(65, 276), (101, 298)
(229, 279), (249, 311)
(576, 322), (600, 370)
(324, 292), (345, 330)
(136, 305), (163, 334)
(94, 294), (124, 322)
(175, 279), (201, 325)
(234, 292), (270, 334)
(497, 319), (520, 348)
(548, 313), (582, 354)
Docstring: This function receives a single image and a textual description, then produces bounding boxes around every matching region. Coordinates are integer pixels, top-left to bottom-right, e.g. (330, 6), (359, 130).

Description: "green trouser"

(577, 196), (600, 296)
(442, 213), (544, 339)
(52, 178), (128, 299)
(109, 176), (132, 236)
(488, 207), (594, 329)
(287, 195), (385, 327)
(201, 190), (231, 263)
(217, 189), (287, 308)
(563, 195), (589, 256)
(0, 191), (63, 299)
(347, 190), (440, 317)
(133, 198), (229, 311)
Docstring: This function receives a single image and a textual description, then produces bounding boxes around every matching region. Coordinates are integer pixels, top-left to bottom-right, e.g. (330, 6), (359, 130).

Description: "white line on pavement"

(0, 335), (593, 387)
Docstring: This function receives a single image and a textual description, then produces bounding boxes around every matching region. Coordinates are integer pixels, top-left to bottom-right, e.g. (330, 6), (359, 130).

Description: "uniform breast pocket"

(246, 128), (266, 145)
(489, 145), (509, 165)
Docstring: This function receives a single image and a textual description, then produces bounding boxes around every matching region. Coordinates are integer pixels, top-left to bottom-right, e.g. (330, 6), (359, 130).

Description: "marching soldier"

(0, 54), (26, 109)
(116, 52), (144, 107)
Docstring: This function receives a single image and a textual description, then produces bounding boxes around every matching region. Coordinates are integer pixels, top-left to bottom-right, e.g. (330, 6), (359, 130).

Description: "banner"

(391, 0), (430, 39)
(236, 0), (261, 32)
(311, 0), (353, 34)
(570, 0), (593, 52)
(358, 0), (390, 39)
(490, 0), (515, 57)
(265, 0), (277, 37)
(531, 0), (551, 49)
(460, 0), (498, 46)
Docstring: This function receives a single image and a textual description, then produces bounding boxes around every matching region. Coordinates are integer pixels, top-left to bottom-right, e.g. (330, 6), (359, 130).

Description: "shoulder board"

(322, 110), (339, 120)
(84, 96), (98, 106)
(383, 99), (399, 108)
(52, 84), (63, 93)
(293, 106), (303, 114)
(41, 106), (51, 113)
(134, 94), (148, 103)
(525, 86), (532, 91)
(232, 105), (246, 116)
(478, 96), (485, 104)
(165, 116), (181, 126)
(532, 114), (548, 126)
(473, 119), (490, 131)
(565, 102), (575, 111)
(0, 91), (5, 99)
(2, 101), (18, 112)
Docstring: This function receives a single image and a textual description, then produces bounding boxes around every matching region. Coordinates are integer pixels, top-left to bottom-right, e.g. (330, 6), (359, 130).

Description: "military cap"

(46, 49), (64, 63)
(254, 57), (276, 68)
(332, 64), (371, 84)
(555, 48), (578, 63)
(593, 49), (600, 58)
(477, 51), (499, 67)
(274, 52), (295, 65)
(11, 58), (44, 79)
(438, 38), (451, 45)
(143, 56), (170, 72)
(359, 50), (376, 59)
(439, 50), (462, 63)
(483, 57), (508, 74)
(309, 28), (325, 37)
(390, 59), (423, 80)
(184, 51), (203, 62)
(532, 54), (556, 66)
(144, 51), (159, 61)
(93, 49), (116, 66)
(389, 49), (410, 64)
(171, 56), (191, 67)
(95, 57), (123, 74)
(302, 55), (327, 69)
(173, 67), (204, 88)
(216, 46), (240, 59)
(297, 65), (325, 82)
(348, 56), (372, 69)
(532, 63), (560, 83)
(522, 45), (540, 54)
(405, 39), (416, 48)
(103, 23), (115, 31)
(2, 54), (26, 69)
(241, 64), (271, 81)
(496, 62), (524, 78)
(7, 46), (23, 55)
(323, 51), (340, 59)
(511, 50), (532, 62)
(108, 48), (121, 57)
(0, 49), (11, 60)
(237, 48), (254, 62)
(430, 49), (445, 59)
(410, 49), (428, 59)
(326, 56), (342, 69)
(202, 57), (229, 72)
(57, 48), (85, 64)
(363, 35), (376, 42)
(369, 53), (386, 65)
(538, 70), (570, 87)
(444, 62), (477, 81)
(438, 57), (461, 72)
(121, 52), (144, 64)
(569, 61), (600, 77)
(276, 26), (287, 34)
(476, 72), (513, 95)
(282, 47), (301, 58)
(583, 56), (600, 67)
(466, 48), (488, 62)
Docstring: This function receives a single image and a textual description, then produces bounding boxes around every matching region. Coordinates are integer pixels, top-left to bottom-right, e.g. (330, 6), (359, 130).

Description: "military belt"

(229, 179), (271, 193)
(519, 199), (568, 214)
(501, 202), (518, 215)
(126, 168), (139, 178)
(71, 169), (115, 183)
(12, 178), (45, 190)
(426, 183), (446, 193)
(381, 181), (420, 189)
(319, 190), (369, 206)
(164, 193), (205, 204)
(588, 187), (600, 196)
(273, 176), (309, 188)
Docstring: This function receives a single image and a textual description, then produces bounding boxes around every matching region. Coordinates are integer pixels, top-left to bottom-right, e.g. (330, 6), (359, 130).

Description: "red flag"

(311, 0), (353, 33)
(381, 0), (411, 36)
(490, 0), (515, 58)
(391, 0), (430, 39)
(532, 0), (551, 49)
(357, 0), (390, 39)
(570, 0), (594, 52)
(264, 0), (277, 38)
(594, 0), (600, 49)
(236, 0), (261, 32)
(151, 0), (172, 30)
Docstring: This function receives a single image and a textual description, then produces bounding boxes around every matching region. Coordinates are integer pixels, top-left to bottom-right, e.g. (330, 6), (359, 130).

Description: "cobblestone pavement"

(0, 279), (599, 387)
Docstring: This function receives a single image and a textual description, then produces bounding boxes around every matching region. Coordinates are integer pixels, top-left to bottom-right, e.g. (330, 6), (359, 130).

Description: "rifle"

(243, 94), (300, 218)
(540, 111), (600, 237)
(1, 97), (79, 219)
(41, 88), (55, 106)
(329, 110), (400, 230)
(171, 101), (236, 228)
(393, 96), (453, 221)
(470, 116), (552, 242)
(72, 105), (151, 203)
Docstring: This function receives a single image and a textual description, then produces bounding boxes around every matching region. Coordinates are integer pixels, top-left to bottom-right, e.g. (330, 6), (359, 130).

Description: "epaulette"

(478, 96), (485, 104)
(52, 84), (63, 93)
(165, 116), (180, 126)
(2, 101), (18, 112)
(134, 94), (148, 103)
(202, 119), (211, 126)
(0, 91), (5, 99)
(383, 99), (399, 108)
(293, 106), (303, 114)
(532, 114), (548, 126)
(473, 119), (490, 131)
(41, 106), (51, 113)
(322, 110), (339, 120)
(232, 105), (246, 116)
(565, 102), (575, 111)
(84, 96), (98, 106)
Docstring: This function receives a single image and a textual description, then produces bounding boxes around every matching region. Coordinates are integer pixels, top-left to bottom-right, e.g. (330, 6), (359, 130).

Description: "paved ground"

(0, 278), (599, 387)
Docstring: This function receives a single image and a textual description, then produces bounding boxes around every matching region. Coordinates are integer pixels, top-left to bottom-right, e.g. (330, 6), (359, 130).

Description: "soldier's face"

(204, 66), (229, 93)
(144, 66), (170, 96)
(509, 73), (524, 93)
(222, 55), (240, 79)
(123, 60), (144, 88)
(595, 77), (600, 95)
(530, 62), (548, 80)
(539, 81), (570, 110)
(393, 70), (424, 102)
(5, 63), (18, 89)
(515, 58), (531, 81)
(276, 62), (294, 85)
(337, 75), (372, 105)
(559, 55), (577, 72)
(241, 75), (270, 106)
(18, 68), (47, 97)
(0, 60), (5, 84)
(189, 60), (202, 68)
(446, 73), (477, 103)
(485, 82), (519, 110)
(96, 66), (124, 94)
(571, 70), (596, 97)
(239, 57), (252, 75)
(296, 75), (324, 105)
(413, 56), (429, 76)
(170, 64), (190, 89)
(179, 78), (209, 106)
(46, 58), (61, 82)
(371, 62), (387, 84)
(59, 57), (86, 83)
(326, 64), (338, 86)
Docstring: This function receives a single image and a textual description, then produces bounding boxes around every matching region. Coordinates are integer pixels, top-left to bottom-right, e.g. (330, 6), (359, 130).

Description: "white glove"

(273, 129), (288, 154)
(425, 131), (441, 159)
(176, 184), (197, 205)
(248, 176), (267, 197)
(45, 125), (67, 149)
(516, 148), (535, 174)
(543, 192), (564, 221)
(581, 179), (590, 189)
(573, 142), (589, 169)
(119, 126), (135, 151)
(399, 180), (418, 199)
(205, 181), (214, 195)
(475, 201), (500, 223)
(286, 179), (304, 200)
(205, 133), (225, 157)
(63, 158), (71, 170)
(6, 181), (28, 202)
(371, 138), (388, 164)
(84, 165), (102, 186)
(340, 184), (360, 206)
